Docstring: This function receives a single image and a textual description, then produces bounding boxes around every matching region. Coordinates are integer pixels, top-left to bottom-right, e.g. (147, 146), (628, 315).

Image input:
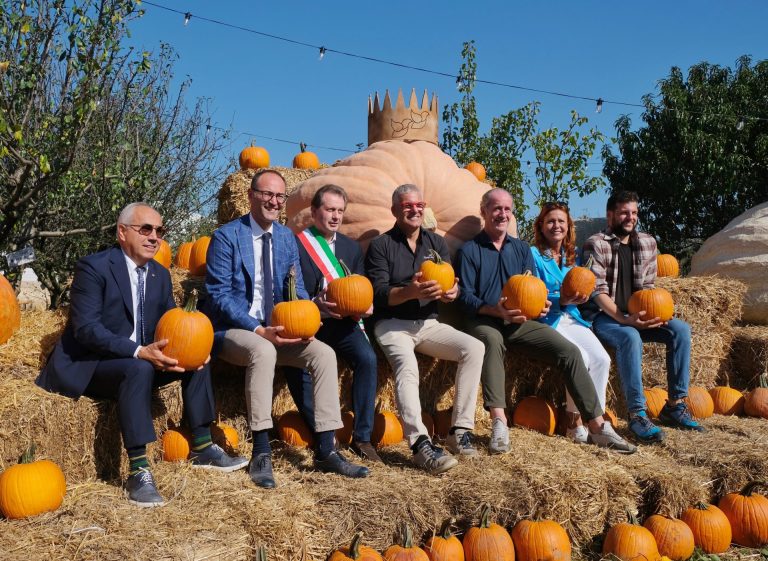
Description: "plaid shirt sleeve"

(583, 234), (613, 297)
(633, 232), (658, 290)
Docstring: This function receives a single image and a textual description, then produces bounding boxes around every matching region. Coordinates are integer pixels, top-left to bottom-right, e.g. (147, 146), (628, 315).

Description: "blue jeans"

(284, 318), (377, 442)
(592, 314), (691, 413)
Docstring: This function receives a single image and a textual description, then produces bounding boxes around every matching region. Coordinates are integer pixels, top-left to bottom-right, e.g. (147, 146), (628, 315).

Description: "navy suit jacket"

(36, 246), (176, 398)
(296, 231), (365, 299)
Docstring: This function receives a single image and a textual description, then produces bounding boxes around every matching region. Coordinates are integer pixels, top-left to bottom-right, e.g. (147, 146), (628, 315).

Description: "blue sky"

(128, 1), (768, 219)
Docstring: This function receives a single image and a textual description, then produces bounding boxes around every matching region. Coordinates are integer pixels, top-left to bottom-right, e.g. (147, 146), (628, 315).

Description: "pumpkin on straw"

(718, 481), (768, 548)
(329, 532), (383, 561)
(602, 512), (661, 561)
(463, 504), (515, 561)
(642, 514), (695, 561)
(680, 502), (732, 554)
(425, 518), (464, 561)
(511, 519), (571, 561)
(0, 444), (66, 519)
(384, 521), (429, 561)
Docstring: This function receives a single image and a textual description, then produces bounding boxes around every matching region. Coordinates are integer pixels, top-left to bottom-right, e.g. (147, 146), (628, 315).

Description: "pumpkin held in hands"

(271, 266), (321, 339)
(502, 271), (548, 320)
(327, 260), (373, 317)
(154, 290), (214, 371)
(561, 257), (596, 300)
(0, 445), (66, 519)
(419, 249), (455, 292)
(628, 288), (674, 322)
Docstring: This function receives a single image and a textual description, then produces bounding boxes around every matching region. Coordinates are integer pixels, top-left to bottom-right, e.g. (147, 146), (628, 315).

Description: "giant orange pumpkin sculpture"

(154, 290), (214, 371)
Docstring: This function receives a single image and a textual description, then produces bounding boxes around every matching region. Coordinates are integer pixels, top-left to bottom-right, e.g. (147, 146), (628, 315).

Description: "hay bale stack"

(170, 266), (206, 306)
(0, 309), (66, 371)
(728, 325), (768, 389)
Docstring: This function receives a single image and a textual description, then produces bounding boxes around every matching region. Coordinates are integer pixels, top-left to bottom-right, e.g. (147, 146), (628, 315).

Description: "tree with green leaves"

(603, 56), (768, 259)
(0, 0), (227, 306)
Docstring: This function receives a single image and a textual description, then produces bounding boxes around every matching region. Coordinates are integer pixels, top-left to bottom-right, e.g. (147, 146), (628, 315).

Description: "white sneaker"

(445, 429), (479, 457)
(566, 424), (589, 444)
(588, 422), (637, 454)
(412, 437), (458, 474)
(489, 417), (510, 455)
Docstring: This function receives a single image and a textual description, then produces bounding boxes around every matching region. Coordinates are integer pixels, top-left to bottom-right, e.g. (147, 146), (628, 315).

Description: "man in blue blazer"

(37, 203), (247, 508)
(204, 170), (369, 488)
(284, 184), (381, 463)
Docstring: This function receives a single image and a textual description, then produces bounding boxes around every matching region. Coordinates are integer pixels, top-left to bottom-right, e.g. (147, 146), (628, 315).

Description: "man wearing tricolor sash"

(286, 184), (382, 463)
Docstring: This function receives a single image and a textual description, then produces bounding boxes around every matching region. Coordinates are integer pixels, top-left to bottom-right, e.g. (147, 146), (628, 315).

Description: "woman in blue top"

(531, 202), (622, 447)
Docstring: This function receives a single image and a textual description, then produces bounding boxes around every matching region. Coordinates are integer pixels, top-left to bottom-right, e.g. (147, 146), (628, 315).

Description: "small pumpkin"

(239, 144), (270, 169)
(154, 290), (214, 371)
(211, 422), (239, 453)
(463, 504), (515, 561)
(628, 288), (675, 322)
(684, 387), (714, 419)
(464, 161), (486, 181)
(372, 410), (404, 449)
(419, 249), (456, 292)
(642, 515), (695, 561)
(644, 387), (669, 418)
(384, 521), (430, 561)
(709, 386), (745, 416)
(174, 240), (195, 270)
(293, 142), (320, 170)
(153, 239), (172, 269)
(744, 374), (768, 419)
(336, 411), (355, 446)
(604, 408), (619, 427)
(718, 481), (768, 548)
(502, 271), (548, 320)
(511, 519), (571, 561)
(330, 532), (384, 561)
(327, 260), (374, 317)
(560, 256), (596, 300)
(188, 235), (211, 277)
(162, 427), (192, 461)
(656, 254), (680, 278)
(425, 518), (465, 561)
(271, 266), (322, 339)
(433, 408), (453, 439)
(680, 502), (732, 554)
(277, 410), (314, 448)
(0, 273), (21, 345)
(0, 444), (66, 519)
(513, 396), (557, 436)
(602, 512), (661, 561)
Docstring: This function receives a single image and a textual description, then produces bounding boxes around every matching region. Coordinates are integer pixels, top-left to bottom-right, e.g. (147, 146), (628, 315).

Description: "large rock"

(690, 202), (768, 325)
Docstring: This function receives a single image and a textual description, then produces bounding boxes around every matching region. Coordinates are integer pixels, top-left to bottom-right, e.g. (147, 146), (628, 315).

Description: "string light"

(596, 98), (603, 113)
(318, 46), (326, 61)
(183, 12), (191, 26)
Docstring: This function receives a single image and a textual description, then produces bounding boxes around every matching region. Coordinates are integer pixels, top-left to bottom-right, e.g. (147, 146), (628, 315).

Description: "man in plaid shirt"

(581, 190), (703, 442)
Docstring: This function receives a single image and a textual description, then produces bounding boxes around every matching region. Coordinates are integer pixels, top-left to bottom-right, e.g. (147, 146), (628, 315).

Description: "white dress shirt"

(122, 252), (147, 355)
(248, 214), (274, 321)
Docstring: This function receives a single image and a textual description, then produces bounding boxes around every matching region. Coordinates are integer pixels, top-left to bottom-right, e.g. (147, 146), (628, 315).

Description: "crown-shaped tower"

(367, 88), (439, 146)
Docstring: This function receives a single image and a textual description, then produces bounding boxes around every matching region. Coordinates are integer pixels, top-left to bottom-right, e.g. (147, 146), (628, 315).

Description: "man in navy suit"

(204, 170), (369, 488)
(37, 203), (247, 508)
(285, 185), (381, 463)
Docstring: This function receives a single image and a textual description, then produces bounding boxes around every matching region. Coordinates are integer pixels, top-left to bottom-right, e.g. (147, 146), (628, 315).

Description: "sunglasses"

(400, 201), (426, 211)
(252, 189), (288, 204)
(123, 224), (167, 238)
(543, 201), (569, 211)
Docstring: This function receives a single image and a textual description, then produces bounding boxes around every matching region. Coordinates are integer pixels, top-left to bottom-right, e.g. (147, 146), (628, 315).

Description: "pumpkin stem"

(426, 248), (444, 265)
(523, 270), (533, 277)
(348, 532), (364, 560)
(183, 289), (199, 313)
(287, 265), (298, 301)
(759, 372), (768, 389)
(438, 517), (455, 539)
(19, 442), (36, 464)
(300, 141), (307, 153)
(584, 255), (594, 270)
(256, 545), (267, 561)
(479, 503), (492, 529)
(338, 259), (352, 278)
(395, 521), (415, 548)
(695, 502), (710, 510)
(738, 481), (766, 497)
(626, 510), (640, 525)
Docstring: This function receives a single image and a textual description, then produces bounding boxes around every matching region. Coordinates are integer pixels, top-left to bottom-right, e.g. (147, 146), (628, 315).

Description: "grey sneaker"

(190, 443), (249, 472)
(566, 425), (589, 444)
(587, 422), (637, 454)
(445, 429), (479, 457)
(125, 468), (166, 508)
(412, 437), (458, 474)
(488, 417), (510, 455)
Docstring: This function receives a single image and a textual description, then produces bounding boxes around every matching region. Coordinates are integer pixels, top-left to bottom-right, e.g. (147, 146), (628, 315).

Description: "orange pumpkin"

(604, 408), (619, 427)
(602, 514), (661, 561)
(162, 427), (192, 461)
(463, 504), (515, 561)
(628, 288), (674, 322)
(709, 386), (745, 416)
(464, 161), (486, 181)
(425, 518), (465, 561)
(561, 256), (596, 300)
(718, 481), (768, 548)
(684, 386), (714, 419)
(239, 144), (270, 169)
(744, 374), (768, 419)
(372, 411), (404, 449)
(433, 409), (453, 439)
(154, 290), (214, 371)
(336, 411), (355, 446)
(0, 273), (21, 345)
(153, 239), (172, 269)
(642, 515), (695, 561)
(211, 422), (239, 453)
(327, 260), (374, 317)
(293, 142), (320, 170)
(681, 502), (732, 553)
(0, 445), (66, 519)
(188, 236), (211, 277)
(656, 254), (680, 278)
(420, 249), (456, 292)
(502, 271), (548, 320)
(644, 387), (669, 418)
(277, 410), (314, 448)
(174, 240), (195, 270)
(271, 266), (321, 339)
(513, 396), (557, 436)
(384, 521), (430, 561)
(330, 532), (384, 561)
(511, 519), (571, 561)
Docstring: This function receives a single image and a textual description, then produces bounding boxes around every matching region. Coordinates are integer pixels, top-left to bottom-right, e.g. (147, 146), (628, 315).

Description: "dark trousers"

(84, 358), (216, 449)
(285, 319), (377, 442)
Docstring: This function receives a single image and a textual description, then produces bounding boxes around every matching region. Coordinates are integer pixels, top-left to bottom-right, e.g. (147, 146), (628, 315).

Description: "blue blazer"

(296, 231), (365, 299)
(203, 215), (309, 342)
(36, 246), (175, 398)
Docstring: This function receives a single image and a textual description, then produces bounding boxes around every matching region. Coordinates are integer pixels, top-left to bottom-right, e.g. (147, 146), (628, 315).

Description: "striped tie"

(137, 265), (146, 345)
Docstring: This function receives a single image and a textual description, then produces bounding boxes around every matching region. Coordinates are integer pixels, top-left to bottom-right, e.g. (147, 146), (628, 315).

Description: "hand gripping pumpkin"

(154, 289), (214, 371)
(419, 249), (456, 292)
(560, 256), (596, 300)
(271, 266), (321, 339)
(0, 444), (66, 519)
(502, 271), (548, 320)
(628, 288), (675, 322)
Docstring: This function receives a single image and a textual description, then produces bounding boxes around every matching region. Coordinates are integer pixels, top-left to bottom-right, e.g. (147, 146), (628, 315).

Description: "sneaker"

(445, 429), (479, 457)
(658, 401), (706, 432)
(248, 453), (276, 489)
(588, 422), (638, 454)
(566, 425), (589, 444)
(628, 410), (665, 442)
(190, 444), (249, 472)
(350, 440), (384, 464)
(314, 450), (370, 478)
(125, 468), (166, 508)
(412, 437), (458, 474)
(488, 417), (510, 455)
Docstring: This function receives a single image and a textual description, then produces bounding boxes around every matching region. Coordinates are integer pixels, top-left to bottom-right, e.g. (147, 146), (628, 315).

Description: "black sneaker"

(314, 450), (370, 478)
(350, 440), (384, 464)
(125, 468), (166, 508)
(248, 453), (276, 489)
(190, 444), (249, 472)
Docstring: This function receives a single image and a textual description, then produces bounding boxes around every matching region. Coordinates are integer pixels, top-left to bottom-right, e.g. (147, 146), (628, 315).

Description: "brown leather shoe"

(350, 440), (384, 463)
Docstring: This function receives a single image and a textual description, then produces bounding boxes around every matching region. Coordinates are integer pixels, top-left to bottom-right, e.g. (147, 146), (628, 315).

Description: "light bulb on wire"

(596, 98), (603, 113)
(183, 12), (191, 26)
(318, 46), (326, 61)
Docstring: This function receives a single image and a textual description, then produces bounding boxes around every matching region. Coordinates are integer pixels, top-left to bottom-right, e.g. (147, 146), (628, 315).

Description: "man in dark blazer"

(37, 203), (247, 508)
(203, 170), (369, 489)
(285, 184), (381, 463)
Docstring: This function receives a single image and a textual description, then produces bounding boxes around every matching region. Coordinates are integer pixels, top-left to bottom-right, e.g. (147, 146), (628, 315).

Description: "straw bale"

(728, 325), (768, 389)
(170, 266), (207, 306)
(0, 309), (66, 370)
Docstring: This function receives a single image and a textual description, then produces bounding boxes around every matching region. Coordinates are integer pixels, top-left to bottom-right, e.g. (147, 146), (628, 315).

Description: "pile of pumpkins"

(644, 383), (768, 421)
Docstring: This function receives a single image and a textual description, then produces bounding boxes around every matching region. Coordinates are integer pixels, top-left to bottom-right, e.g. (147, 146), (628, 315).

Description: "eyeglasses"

(123, 224), (167, 238)
(400, 201), (426, 211)
(252, 189), (287, 204)
(543, 201), (569, 211)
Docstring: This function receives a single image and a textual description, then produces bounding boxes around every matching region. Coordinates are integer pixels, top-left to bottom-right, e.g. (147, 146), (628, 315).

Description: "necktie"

(137, 265), (146, 345)
(262, 232), (273, 324)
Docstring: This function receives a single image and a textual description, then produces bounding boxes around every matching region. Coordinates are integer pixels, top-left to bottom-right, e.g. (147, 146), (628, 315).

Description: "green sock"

(127, 445), (149, 476)
(191, 426), (213, 453)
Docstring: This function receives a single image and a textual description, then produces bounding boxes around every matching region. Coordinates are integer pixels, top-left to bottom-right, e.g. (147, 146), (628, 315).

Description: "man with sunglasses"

(204, 169), (369, 489)
(37, 203), (247, 508)
(364, 184), (485, 474)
